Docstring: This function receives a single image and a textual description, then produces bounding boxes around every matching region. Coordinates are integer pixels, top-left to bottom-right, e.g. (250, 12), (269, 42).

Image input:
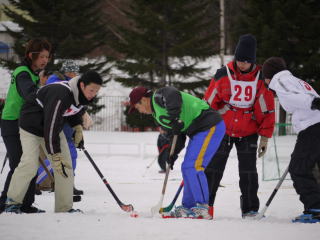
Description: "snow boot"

(242, 211), (259, 219)
(162, 205), (196, 218)
(73, 187), (84, 195)
(73, 195), (82, 202)
(191, 203), (212, 220)
(68, 208), (83, 213)
(292, 209), (320, 223)
(20, 205), (45, 213)
(4, 198), (22, 214)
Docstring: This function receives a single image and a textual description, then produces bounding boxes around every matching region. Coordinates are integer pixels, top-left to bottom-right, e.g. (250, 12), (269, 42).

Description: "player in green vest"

(0, 39), (51, 213)
(128, 86), (226, 219)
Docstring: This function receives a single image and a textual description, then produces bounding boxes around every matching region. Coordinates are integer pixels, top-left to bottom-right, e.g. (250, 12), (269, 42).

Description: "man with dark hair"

(41, 59), (84, 196)
(262, 57), (320, 223)
(4, 70), (102, 213)
(204, 34), (275, 218)
(129, 86), (225, 219)
(0, 38), (51, 213)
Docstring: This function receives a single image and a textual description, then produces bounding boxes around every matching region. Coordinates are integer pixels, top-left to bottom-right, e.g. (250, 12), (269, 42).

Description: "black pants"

(0, 120), (36, 208)
(205, 133), (259, 214)
(289, 123), (320, 211)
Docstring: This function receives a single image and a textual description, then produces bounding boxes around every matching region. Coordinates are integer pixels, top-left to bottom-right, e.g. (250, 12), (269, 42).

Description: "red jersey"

(204, 61), (275, 138)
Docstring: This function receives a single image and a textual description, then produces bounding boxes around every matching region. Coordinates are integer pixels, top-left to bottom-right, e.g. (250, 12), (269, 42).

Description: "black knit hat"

(262, 57), (287, 79)
(234, 34), (257, 63)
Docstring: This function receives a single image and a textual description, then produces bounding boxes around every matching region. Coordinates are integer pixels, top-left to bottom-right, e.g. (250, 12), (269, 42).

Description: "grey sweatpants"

(7, 128), (74, 212)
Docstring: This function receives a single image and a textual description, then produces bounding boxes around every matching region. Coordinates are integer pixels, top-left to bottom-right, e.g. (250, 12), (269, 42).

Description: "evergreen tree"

(233, 0), (320, 135)
(234, 0), (320, 90)
(1, 0), (113, 71)
(111, 0), (219, 96)
(1, 0), (114, 114)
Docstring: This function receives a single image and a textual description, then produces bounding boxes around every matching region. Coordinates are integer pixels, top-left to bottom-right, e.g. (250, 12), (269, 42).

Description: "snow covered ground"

(0, 131), (319, 240)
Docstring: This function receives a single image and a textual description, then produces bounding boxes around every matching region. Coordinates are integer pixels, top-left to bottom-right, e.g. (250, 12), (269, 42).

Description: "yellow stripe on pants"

(194, 126), (216, 171)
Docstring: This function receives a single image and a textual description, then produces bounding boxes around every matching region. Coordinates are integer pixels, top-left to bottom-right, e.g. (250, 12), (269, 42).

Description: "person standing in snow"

(4, 70), (102, 213)
(40, 60), (84, 196)
(203, 34), (275, 218)
(262, 57), (320, 223)
(128, 86), (225, 219)
(0, 39), (51, 213)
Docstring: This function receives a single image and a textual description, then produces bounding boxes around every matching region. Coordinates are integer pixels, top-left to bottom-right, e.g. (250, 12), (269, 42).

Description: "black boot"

(20, 205), (45, 213)
(73, 195), (82, 202)
(73, 187), (84, 195)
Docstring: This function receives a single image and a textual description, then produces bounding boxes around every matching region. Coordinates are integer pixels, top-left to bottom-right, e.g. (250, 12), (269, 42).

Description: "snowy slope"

(0, 131), (319, 240)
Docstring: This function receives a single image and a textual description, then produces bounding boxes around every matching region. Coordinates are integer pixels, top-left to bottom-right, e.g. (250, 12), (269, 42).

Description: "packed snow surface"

(0, 131), (319, 240)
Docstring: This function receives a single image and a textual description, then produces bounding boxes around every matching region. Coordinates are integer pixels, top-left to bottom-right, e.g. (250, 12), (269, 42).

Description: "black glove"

(171, 119), (184, 135)
(311, 97), (320, 110)
(77, 139), (84, 149)
(166, 154), (178, 170)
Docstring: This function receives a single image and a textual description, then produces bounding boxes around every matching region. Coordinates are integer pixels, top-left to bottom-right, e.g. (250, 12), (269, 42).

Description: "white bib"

(63, 104), (83, 117)
(227, 66), (260, 108)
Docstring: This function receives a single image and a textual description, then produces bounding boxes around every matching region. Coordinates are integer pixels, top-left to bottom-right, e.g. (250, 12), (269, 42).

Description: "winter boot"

(242, 211), (259, 219)
(73, 187), (84, 195)
(20, 205), (45, 213)
(292, 209), (320, 223)
(4, 198), (22, 214)
(191, 203), (212, 220)
(68, 208), (83, 213)
(73, 195), (82, 202)
(162, 205), (196, 218)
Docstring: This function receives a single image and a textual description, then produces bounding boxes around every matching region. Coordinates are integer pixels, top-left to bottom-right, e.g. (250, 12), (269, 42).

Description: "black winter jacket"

(19, 77), (83, 154)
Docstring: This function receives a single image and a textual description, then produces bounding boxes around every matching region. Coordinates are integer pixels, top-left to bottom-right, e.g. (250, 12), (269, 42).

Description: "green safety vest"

(152, 91), (209, 132)
(2, 66), (39, 120)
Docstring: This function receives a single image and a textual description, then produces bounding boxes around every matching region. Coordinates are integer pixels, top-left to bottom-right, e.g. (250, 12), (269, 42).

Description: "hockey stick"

(80, 146), (134, 212)
(0, 152), (8, 174)
(146, 156), (157, 169)
(160, 180), (184, 213)
(151, 135), (178, 216)
(255, 165), (289, 220)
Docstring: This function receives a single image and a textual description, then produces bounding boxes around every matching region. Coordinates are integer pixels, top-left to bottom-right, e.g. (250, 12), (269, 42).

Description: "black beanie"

(234, 34), (257, 63)
(262, 57), (287, 79)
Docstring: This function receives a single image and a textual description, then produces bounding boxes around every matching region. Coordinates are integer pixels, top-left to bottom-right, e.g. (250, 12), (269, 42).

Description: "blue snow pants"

(182, 120), (225, 208)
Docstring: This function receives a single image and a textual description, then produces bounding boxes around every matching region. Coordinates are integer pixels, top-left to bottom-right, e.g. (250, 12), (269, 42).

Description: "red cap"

(128, 87), (149, 113)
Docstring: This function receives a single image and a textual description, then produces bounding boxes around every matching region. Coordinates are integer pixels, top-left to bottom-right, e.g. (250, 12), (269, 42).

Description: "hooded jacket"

(19, 77), (83, 154)
(204, 61), (275, 138)
(269, 70), (320, 133)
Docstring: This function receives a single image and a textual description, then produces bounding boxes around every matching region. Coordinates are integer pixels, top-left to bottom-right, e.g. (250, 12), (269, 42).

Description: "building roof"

(0, 21), (22, 32)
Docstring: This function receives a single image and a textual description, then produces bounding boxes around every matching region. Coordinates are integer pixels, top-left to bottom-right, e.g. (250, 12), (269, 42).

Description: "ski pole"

(1, 152), (8, 174)
(151, 135), (178, 216)
(80, 146), (134, 212)
(160, 180), (184, 213)
(255, 165), (289, 220)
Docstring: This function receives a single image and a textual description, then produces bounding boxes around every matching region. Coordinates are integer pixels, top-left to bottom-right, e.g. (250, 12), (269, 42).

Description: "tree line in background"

(1, 0), (319, 129)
